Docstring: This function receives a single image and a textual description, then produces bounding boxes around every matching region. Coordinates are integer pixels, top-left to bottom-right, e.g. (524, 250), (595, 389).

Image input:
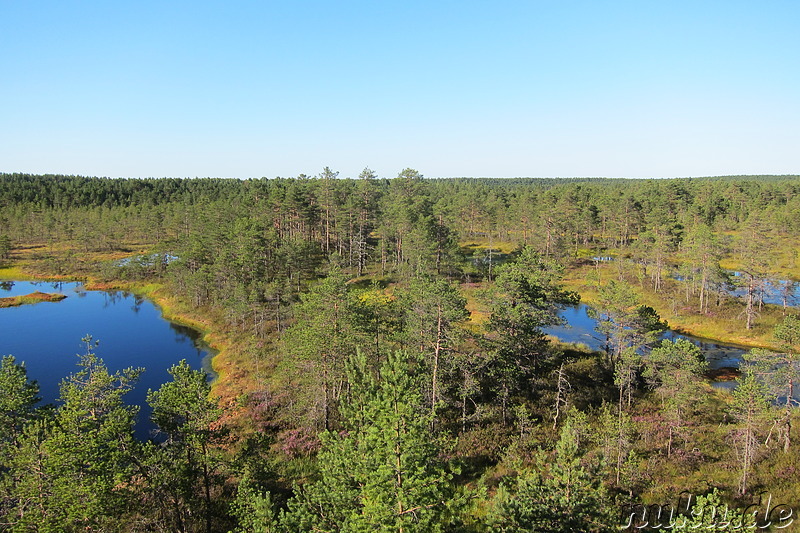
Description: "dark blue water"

(543, 303), (749, 370)
(0, 281), (212, 439)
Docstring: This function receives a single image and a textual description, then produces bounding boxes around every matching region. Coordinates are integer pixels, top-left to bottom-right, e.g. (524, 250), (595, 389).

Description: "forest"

(1, 171), (800, 532)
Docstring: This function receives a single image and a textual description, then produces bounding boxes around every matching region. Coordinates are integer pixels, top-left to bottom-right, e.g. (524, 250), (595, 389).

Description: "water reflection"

(543, 304), (749, 370)
(674, 271), (800, 308)
(0, 280), (212, 439)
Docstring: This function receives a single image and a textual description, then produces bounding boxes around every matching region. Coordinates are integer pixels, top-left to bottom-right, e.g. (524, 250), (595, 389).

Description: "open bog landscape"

(2, 2), (799, 532)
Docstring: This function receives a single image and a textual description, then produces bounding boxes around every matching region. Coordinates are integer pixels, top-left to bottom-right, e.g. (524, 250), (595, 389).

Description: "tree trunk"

(431, 305), (443, 429)
(786, 379), (793, 453)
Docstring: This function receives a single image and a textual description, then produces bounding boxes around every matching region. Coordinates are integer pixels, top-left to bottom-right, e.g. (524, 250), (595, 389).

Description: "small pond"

(544, 304), (800, 402)
(727, 272), (800, 307)
(0, 280), (212, 439)
(543, 304), (762, 396)
(543, 303), (750, 370)
(672, 271), (800, 308)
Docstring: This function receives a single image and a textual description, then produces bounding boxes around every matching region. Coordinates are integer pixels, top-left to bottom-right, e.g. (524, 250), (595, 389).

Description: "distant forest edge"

(3, 172), (800, 207)
(1, 170), (800, 532)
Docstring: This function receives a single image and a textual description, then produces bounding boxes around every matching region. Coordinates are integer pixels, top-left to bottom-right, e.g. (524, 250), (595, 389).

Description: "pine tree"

(398, 273), (468, 427)
(0, 355), (41, 527)
(484, 246), (579, 423)
(643, 339), (708, 456)
(591, 281), (666, 410)
(671, 489), (754, 531)
(281, 263), (365, 431)
(8, 337), (141, 531)
(743, 315), (800, 453)
(0, 234), (11, 260)
(489, 416), (615, 532)
(728, 367), (770, 495)
(0, 355), (40, 448)
(280, 350), (464, 532)
(229, 475), (279, 533)
(145, 360), (225, 533)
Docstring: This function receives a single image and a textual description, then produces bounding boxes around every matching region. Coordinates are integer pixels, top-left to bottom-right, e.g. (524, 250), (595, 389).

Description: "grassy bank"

(562, 262), (784, 350)
(1, 248), (259, 422)
(0, 265), (40, 281)
(83, 279), (262, 411)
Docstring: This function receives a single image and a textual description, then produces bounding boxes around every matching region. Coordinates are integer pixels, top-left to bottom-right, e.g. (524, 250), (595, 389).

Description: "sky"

(2, 1), (798, 180)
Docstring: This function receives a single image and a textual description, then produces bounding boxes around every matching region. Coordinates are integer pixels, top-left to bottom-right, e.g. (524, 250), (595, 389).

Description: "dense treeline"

(1, 172), (799, 531)
(0, 174), (247, 208)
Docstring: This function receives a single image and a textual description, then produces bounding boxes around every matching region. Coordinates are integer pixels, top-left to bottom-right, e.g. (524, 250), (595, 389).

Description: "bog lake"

(0, 280), (212, 439)
(2, 278), (787, 438)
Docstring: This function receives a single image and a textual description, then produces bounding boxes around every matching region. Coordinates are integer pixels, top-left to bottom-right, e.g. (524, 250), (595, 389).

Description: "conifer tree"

(728, 367), (770, 495)
(744, 315), (800, 452)
(643, 339), (708, 456)
(398, 273), (468, 427)
(670, 489), (754, 531)
(281, 262), (364, 431)
(280, 350), (463, 532)
(0, 355), (40, 448)
(145, 360), (225, 533)
(489, 416), (614, 532)
(0, 355), (41, 527)
(484, 246), (578, 423)
(8, 337), (141, 531)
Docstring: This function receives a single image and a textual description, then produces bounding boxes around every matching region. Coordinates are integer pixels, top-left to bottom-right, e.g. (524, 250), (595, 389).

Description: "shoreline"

(563, 269), (781, 352)
(0, 266), (233, 398)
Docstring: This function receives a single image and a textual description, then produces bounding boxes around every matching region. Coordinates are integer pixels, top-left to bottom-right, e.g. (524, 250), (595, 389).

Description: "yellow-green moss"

(0, 291), (67, 308)
(0, 266), (37, 281)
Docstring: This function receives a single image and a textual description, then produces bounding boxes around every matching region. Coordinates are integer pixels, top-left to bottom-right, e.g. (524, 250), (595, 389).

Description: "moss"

(0, 291), (67, 308)
(0, 265), (38, 281)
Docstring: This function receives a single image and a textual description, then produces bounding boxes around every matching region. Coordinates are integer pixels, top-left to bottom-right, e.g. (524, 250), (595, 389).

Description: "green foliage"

(6, 173), (800, 529)
(0, 355), (40, 446)
(728, 367), (771, 495)
(671, 489), (754, 531)
(145, 359), (225, 533)
(280, 350), (465, 532)
(229, 475), (279, 533)
(484, 246), (579, 421)
(0, 234), (11, 260)
(281, 263), (367, 431)
(593, 402), (636, 489)
(591, 281), (665, 359)
(643, 339), (708, 443)
(489, 417), (615, 532)
(397, 273), (469, 424)
(774, 313), (800, 349)
(591, 281), (667, 412)
(679, 222), (725, 313)
(6, 337), (140, 531)
(0, 356), (41, 529)
(148, 359), (220, 439)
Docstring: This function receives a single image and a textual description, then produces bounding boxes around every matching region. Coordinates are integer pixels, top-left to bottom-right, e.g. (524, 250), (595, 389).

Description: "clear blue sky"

(2, 1), (798, 179)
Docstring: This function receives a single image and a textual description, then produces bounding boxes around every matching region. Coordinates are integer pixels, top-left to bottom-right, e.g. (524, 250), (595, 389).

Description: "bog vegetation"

(1, 171), (799, 531)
